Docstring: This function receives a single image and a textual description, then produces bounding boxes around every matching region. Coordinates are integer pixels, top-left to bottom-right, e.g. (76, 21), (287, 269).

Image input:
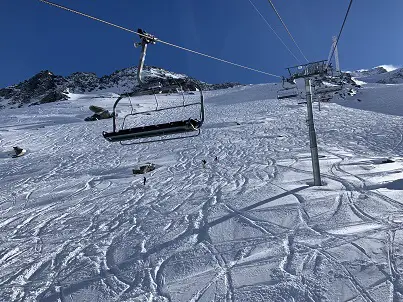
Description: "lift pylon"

(285, 61), (329, 186)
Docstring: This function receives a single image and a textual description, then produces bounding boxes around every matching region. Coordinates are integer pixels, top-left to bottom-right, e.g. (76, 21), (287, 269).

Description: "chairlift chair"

(102, 29), (205, 145)
(313, 80), (343, 103)
(277, 77), (299, 100)
(102, 85), (204, 144)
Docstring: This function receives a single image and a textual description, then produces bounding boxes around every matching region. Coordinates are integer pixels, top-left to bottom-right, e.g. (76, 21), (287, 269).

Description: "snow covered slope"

(336, 81), (403, 116)
(1, 82), (403, 301)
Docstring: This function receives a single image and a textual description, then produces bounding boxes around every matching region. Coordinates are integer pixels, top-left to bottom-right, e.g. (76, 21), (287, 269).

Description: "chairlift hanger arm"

(135, 29), (158, 86)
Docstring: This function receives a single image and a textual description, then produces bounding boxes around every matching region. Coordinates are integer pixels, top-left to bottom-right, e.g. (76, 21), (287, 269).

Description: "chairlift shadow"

(0, 149), (27, 159)
(208, 186), (308, 228)
(0, 151), (13, 159)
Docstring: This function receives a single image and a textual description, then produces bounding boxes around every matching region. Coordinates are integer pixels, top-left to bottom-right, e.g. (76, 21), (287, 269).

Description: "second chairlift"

(277, 77), (300, 100)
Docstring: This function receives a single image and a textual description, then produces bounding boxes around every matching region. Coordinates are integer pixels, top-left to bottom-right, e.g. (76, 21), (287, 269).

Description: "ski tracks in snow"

(2, 88), (403, 300)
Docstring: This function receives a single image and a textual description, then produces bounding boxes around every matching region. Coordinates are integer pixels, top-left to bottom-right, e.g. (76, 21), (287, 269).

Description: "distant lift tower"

(286, 60), (329, 186)
(327, 36), (340, 72)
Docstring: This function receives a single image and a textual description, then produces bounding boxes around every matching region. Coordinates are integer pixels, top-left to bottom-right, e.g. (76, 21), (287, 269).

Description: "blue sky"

(1, 0), (402, 87)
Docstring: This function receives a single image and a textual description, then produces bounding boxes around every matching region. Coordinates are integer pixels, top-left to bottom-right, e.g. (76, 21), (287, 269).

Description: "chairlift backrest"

(103, 80), (205, 144)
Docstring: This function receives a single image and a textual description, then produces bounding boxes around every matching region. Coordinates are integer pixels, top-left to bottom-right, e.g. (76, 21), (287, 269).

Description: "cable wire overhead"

(327, 0), (353, 68)
(247, 0), (300, 63)
(39, 0), (282, 78)
(266, 0), (309, 62)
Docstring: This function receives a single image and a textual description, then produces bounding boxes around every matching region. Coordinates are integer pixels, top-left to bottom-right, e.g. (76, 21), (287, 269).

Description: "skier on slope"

(202, 159), (206, 168)
(143, 176), (147, 185)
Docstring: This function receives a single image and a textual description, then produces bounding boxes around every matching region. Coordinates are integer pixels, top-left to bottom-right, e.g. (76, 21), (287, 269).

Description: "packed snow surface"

(2, 81), (403, 301)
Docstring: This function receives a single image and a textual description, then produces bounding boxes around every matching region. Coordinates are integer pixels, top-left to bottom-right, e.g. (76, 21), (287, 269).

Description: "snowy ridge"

(362, 68), (403, 84)
(348, 65), (398, 78)
(348, 65), (403, 84)
(0, 66), (241, 109)
(2, 80), (403, 300)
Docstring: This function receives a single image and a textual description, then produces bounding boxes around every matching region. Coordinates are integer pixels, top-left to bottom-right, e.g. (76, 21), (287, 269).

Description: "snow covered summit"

(348, 66), (390, 78)
(348, 65), (403, 84)
(360, 67), (403, 84)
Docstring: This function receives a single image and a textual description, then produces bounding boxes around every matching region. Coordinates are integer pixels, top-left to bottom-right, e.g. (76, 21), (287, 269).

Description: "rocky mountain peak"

(348, 66), (389, 78)
(0, 66), (241, 109)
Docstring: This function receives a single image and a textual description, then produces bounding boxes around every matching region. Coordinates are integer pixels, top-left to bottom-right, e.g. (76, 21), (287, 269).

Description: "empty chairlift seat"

(103, 118), (202, 142)
(277, 87), (299, 100)
(102, 81), (205, 144)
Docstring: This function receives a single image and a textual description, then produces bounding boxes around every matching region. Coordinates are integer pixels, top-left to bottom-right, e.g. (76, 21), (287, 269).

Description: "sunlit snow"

(1, 81), (403, 301)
